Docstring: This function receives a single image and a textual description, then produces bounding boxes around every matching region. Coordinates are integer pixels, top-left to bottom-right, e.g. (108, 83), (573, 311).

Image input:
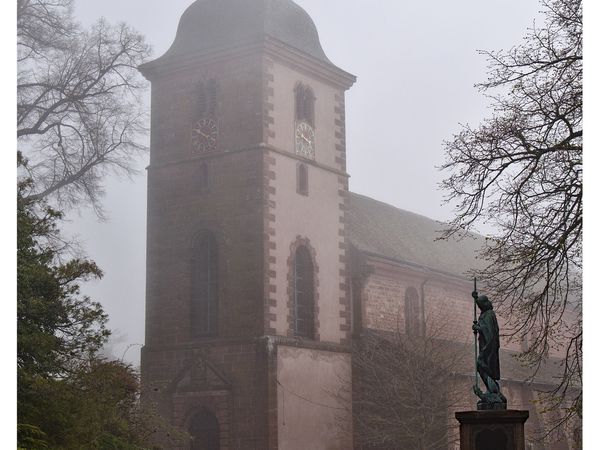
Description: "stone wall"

(262, 57), (351, 344)
(143, 49), (272, 448)
(352, 254), (577, 449)
(141, 338), (271, 449)
(142, 46), (355, 449)
(276, 345), (352, 450)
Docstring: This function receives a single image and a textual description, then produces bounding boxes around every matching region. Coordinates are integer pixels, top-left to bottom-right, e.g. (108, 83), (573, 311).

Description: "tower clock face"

(295, 121), (315, 159)
(191, 118), (218, 153)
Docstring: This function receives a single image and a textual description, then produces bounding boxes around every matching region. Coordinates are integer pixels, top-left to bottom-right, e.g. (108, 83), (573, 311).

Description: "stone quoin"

(138, 1), (577, 449)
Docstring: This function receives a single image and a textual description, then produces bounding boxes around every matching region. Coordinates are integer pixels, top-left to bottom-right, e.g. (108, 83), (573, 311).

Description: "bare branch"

(17, 0), (151, 215)
(439, 0), (582, 436)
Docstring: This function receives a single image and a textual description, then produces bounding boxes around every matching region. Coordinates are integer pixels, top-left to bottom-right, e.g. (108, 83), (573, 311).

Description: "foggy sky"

(66, 0), (543, 366)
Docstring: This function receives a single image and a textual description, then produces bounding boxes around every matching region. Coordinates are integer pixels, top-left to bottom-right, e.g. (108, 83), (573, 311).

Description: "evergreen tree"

(18, 158), (170, 449)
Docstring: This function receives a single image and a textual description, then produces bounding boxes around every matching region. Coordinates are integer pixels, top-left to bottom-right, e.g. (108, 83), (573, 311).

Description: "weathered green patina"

(471, 292), (507, 410)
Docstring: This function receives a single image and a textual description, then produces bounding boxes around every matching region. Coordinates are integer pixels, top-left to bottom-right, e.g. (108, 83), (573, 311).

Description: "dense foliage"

(17, 172), (108, 379)
(16, 1), (158, 447)
(18, 161), (177, 449)
(18, 162), (142, 449)
(18, 360), (143, 449)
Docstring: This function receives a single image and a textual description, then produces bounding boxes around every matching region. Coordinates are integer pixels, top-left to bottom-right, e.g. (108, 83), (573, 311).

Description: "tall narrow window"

(191, 233), (218, 337)
(295, 84), (305, 121)
(198, 162), (209, 192)
(206, 78), (217, 116)
(196, 81), (208, 118)
(196, 79), (217, 118)
(405, 287), (420, 336)
(190, 409), (220, 450)
(294, 246), (315, 339)
(297, 163), (308, 196)
(294, 83), (315, 126)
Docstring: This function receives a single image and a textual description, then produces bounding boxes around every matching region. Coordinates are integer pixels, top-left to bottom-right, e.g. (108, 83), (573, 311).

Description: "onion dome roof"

(155, 0), (331, 64)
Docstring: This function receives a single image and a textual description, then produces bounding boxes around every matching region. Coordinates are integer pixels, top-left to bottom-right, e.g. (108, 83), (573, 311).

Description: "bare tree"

(346, 322), (470, 450)
(17, 0), (151, 216)
(440, 0), (581, 432)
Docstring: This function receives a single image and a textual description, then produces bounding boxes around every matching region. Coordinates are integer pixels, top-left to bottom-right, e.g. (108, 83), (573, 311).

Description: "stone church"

(138, 1), (573, 449)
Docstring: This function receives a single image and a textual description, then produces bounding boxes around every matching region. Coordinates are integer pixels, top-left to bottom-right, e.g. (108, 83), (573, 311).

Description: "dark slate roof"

(145, 0), (332, 67)
(347, 192), (487, 279)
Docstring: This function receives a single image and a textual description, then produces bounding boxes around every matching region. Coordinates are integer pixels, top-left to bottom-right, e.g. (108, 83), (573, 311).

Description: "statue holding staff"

(471, 286), (507, 410)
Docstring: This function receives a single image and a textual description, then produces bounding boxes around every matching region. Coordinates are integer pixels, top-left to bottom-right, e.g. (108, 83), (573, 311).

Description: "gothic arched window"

(294, 83), (315, 126)
(297, 163), (308, 196)
(191, 232), (218, 337)
(405, 287), (421, 336)
(294, 245), (315, 339)
(189, 409), (220, 450)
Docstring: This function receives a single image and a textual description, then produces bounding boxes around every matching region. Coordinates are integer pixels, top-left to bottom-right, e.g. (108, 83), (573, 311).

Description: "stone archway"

(189, 408), (220, 450)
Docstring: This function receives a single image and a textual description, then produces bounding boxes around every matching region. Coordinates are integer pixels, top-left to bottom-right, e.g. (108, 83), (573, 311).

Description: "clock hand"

(196, 129), (209, 139)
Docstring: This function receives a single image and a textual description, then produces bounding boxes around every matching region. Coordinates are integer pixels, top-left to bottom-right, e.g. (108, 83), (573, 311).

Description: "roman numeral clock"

(192, 117), (218, 153)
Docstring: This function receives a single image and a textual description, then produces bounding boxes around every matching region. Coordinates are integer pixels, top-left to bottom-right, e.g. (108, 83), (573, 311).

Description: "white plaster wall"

(268, 59), (339, 168)
(277, 346), (352, 450)
(266, 57), (346, 343)
(271, 153), (344, 343)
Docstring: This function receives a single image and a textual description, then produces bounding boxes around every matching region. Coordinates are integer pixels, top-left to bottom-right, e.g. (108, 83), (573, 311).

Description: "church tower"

(139, 1), (355, 448)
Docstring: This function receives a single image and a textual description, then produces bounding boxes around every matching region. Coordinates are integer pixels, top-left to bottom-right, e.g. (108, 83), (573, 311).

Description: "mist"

(64, 0), (543, 366)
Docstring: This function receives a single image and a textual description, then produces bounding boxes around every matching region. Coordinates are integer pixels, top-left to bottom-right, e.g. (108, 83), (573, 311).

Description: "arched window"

(191, 233), (218, 337)
(405, 287), (420, 336)
(294, 246), (315, 339)
(189, 409), (220, 450)
(294, 83), (315, 126)
(296, 163), (308, 196)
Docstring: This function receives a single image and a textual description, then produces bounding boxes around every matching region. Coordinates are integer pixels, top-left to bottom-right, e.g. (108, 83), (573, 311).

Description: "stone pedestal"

(455, 410), (529, 450)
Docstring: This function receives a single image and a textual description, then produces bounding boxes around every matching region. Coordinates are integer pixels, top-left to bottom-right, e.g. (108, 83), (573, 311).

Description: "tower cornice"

(139, 36), (356, 90)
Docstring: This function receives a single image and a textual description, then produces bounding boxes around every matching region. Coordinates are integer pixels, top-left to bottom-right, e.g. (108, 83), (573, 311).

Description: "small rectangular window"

(297, 163), (309, 196)
(198, 162), (209, 193)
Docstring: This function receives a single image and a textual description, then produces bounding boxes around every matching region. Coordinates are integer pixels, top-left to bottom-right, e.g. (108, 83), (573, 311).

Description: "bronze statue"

(472, 290), (507, 410)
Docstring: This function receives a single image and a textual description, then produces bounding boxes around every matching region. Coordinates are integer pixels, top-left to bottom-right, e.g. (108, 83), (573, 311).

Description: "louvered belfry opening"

(294, 83), (315, 126)
(196, 78), (217, 118)
(294, 245), (315, 339)
(191, 233), (218, 337)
